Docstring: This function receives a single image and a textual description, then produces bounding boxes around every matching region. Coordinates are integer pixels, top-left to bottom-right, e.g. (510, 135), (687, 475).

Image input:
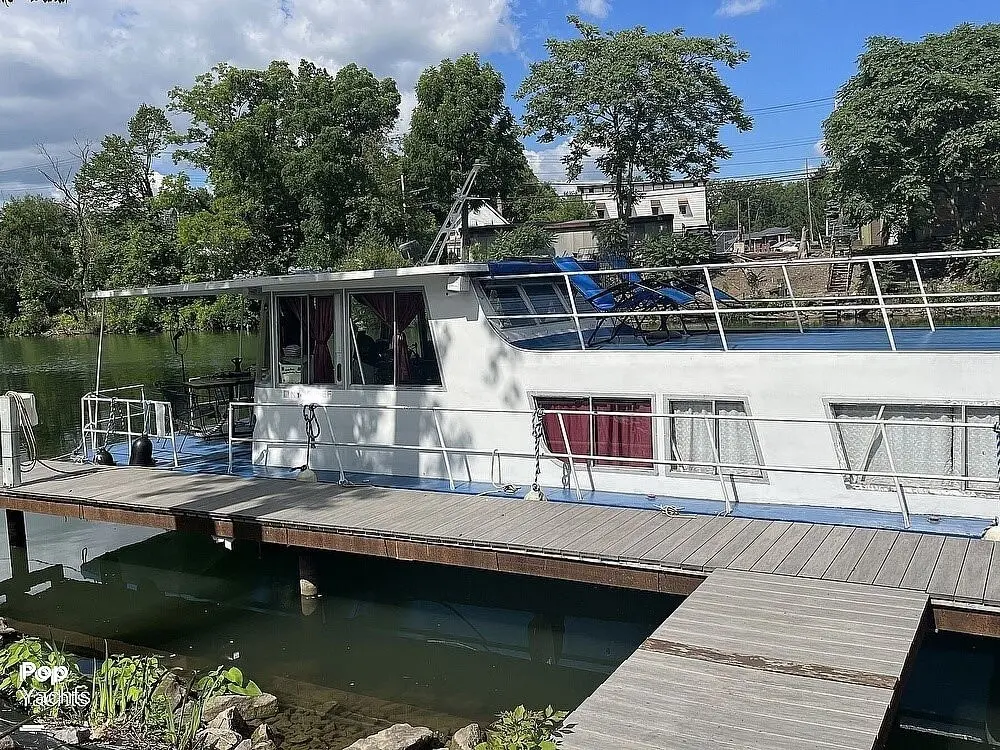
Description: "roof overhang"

(86, 263), (489, 299)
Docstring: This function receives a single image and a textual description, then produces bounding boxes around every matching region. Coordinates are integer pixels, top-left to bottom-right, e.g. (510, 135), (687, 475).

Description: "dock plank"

(847, 530), (899, 585)
(926, 537), (970, 599)
(749, 523), (813, 574)
(955, 539), (994, 604)
(796, 525), (855, 579)
(899, 534), (945, 591)
(873, 533), (921, 589)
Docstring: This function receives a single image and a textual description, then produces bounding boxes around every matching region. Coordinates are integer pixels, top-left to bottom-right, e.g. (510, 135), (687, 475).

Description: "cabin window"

(277, 296), (306, 385)
(678, 200), (692, 217)
(831, 403), (999, 492)
(666, 399), (762, 477)
(535, 396), (653, 469)
(651, 200), (662, 217)
(484, 283), (568, 327)
(349, 291), (441, 387)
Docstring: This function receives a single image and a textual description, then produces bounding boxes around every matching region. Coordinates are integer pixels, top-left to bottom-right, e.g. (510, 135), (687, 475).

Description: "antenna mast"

(420, 161), (485, 265)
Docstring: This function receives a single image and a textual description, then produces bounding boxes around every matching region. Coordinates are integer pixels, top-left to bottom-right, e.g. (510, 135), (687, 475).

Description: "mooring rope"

(302, 403), (320, 471)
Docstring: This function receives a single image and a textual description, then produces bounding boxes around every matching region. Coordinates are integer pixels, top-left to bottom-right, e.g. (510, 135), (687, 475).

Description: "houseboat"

(80, 246), (1000, 537)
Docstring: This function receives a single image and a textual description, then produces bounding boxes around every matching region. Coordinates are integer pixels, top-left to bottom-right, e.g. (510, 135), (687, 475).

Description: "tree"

(518, 16), (752, 221)
(0, 196), (76, 332)
(710, 173), (831, 234)
(403, 54), (532, 225)
(74, 104), (172, 225)
(170, 59), (402, 272)
(824, 24), (1000, 246)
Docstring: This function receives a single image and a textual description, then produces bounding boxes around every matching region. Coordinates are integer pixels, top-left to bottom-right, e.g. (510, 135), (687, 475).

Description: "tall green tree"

(75, 104), (172, 226)
(518, 16), (752, 220)
(170, 60), (402, 272)
(403, 54), (532, 226)
(824, 23), (1000, 246)
(0, 196), (76, 332)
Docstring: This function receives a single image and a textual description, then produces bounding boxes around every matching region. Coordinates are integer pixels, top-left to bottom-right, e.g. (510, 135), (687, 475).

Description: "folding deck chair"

(554, 256), (694, 346)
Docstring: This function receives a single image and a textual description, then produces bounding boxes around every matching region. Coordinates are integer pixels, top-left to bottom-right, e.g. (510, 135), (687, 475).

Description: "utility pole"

(805, 159), (816, 247)
(400, 173), (408, 241)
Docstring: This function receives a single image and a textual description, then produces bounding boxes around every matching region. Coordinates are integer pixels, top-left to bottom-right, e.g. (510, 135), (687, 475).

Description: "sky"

(1, 0), (998, 199)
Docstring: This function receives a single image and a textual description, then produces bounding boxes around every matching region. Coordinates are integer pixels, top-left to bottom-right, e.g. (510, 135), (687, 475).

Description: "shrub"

(475, 224), (556, 261)
(475, 705), (570, 750)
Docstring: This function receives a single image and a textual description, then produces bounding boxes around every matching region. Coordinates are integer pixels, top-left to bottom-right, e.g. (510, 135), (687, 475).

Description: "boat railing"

(81, 392), (179, 467)
(227, 400), (1000, 528)
(482, 247), (1000, 351)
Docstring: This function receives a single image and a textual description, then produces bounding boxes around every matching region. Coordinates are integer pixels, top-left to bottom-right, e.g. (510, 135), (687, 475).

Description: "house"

(573, 179), (710, 231)
(466, 214), (674, 258)
(747, 227), (793, 253)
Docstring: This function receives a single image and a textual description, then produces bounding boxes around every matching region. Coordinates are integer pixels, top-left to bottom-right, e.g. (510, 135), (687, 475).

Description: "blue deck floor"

(515, 325), (1000, 352)
(98, 435), (993, 539)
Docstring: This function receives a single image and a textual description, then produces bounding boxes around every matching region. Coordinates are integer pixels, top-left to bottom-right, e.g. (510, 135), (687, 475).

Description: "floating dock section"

(563, 569), (929, 750)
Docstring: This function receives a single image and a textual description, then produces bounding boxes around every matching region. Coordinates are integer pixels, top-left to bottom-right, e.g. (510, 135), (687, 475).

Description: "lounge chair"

(554, 256), (693, 345)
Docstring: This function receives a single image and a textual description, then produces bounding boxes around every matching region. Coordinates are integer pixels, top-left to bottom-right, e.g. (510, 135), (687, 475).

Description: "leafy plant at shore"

(89, 654), (172, 732)
(475, 705), (570, 750)
(0, 637), (85, 719)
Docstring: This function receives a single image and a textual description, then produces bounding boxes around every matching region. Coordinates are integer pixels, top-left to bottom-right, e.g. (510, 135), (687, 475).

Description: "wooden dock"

(562, 569), (930, 750)
(0, 461), (998, 636)
(2, 462), (996, 749)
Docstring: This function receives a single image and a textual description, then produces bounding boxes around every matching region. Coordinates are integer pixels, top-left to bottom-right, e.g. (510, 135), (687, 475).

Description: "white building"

(574, 179), (710, 231)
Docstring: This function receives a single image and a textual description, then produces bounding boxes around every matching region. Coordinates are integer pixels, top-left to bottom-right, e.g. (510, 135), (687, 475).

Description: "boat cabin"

(82, 248), (1000, 537)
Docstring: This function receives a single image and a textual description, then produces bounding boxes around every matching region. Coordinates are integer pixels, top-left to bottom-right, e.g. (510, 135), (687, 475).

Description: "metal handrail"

(479, 247), (1000, 352)
(226, 399), (1000, 527)
(81, 393), (179, 467)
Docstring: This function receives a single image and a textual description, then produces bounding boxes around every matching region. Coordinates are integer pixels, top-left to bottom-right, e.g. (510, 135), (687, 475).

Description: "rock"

(202, 693), (279, 724)
(344, 723), (440, 750)
(233, 742), (252, 750)
(195, 727), (244, 750)
(450, 724), (484, 750)
(0, 733), (15, 749)
(208, 706), (251, 737)
(154, 670), (188, 712)
(251, 723), (275, 743)
(28, 726), (90, 745)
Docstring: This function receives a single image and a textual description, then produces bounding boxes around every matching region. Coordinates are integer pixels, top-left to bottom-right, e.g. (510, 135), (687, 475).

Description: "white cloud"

(0, 0), (519, 194)
(814, 138), (827, 157)
(525, 142), (606, 190)
(577, 0), (611, 18)
(715, 0), (769, 18)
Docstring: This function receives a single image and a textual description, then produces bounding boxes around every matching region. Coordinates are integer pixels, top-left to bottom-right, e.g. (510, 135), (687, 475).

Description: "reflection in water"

(0, 514), (676, 747)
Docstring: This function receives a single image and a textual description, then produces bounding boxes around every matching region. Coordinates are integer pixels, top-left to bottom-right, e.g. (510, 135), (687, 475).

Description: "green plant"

(0, 637), (85, 720)
(194, 665), (261, 697)
(474, 224), (556, 261)
(89, 654), (171, 731)
(475, 705), (570, 750)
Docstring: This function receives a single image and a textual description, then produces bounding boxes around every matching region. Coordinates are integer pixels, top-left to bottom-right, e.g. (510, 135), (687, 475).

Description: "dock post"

(5, 509), (28, 579)
(0, 394), (21, 489)
(298, 553), (320, 599)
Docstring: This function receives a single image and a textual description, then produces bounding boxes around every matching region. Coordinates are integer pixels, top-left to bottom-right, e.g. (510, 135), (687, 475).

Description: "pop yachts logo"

(18, 663), (91, 709)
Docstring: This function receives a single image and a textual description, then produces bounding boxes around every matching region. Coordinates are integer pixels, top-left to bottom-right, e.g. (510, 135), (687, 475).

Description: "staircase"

(824, 261), (854, 321)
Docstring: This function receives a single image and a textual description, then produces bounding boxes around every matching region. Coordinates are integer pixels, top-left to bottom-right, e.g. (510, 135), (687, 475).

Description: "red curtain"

(354, 292), (428, 384)
(594, 399), (653, 468)
(536, 398), (591, 462)
(310, 296), (336, 383)
(394, 292), (426, 384)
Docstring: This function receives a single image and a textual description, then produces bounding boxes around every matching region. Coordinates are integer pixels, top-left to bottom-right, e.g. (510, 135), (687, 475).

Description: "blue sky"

(2, 0), (998, 197)
(490, 0), (1000, 181)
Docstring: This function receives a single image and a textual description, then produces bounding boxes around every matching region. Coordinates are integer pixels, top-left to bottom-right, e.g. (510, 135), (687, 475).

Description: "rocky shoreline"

(342, 721), (484, 750)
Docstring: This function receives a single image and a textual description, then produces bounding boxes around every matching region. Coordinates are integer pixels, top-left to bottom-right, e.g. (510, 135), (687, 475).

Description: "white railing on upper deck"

(482, 248), (1000, 351)
(81, 392), (179, 467)
(227, 400), (1000, 528)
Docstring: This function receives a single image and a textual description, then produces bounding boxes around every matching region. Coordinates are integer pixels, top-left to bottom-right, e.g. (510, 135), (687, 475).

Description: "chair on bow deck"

(554, 256), (694, 346)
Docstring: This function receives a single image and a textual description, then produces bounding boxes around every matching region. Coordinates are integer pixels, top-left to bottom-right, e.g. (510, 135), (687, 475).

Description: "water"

(2, 333), (1000, 748)
(0, 333), (676, 747)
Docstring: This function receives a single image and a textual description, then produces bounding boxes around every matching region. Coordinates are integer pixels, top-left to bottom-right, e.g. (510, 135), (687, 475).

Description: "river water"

(0, 333), (997, 749)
